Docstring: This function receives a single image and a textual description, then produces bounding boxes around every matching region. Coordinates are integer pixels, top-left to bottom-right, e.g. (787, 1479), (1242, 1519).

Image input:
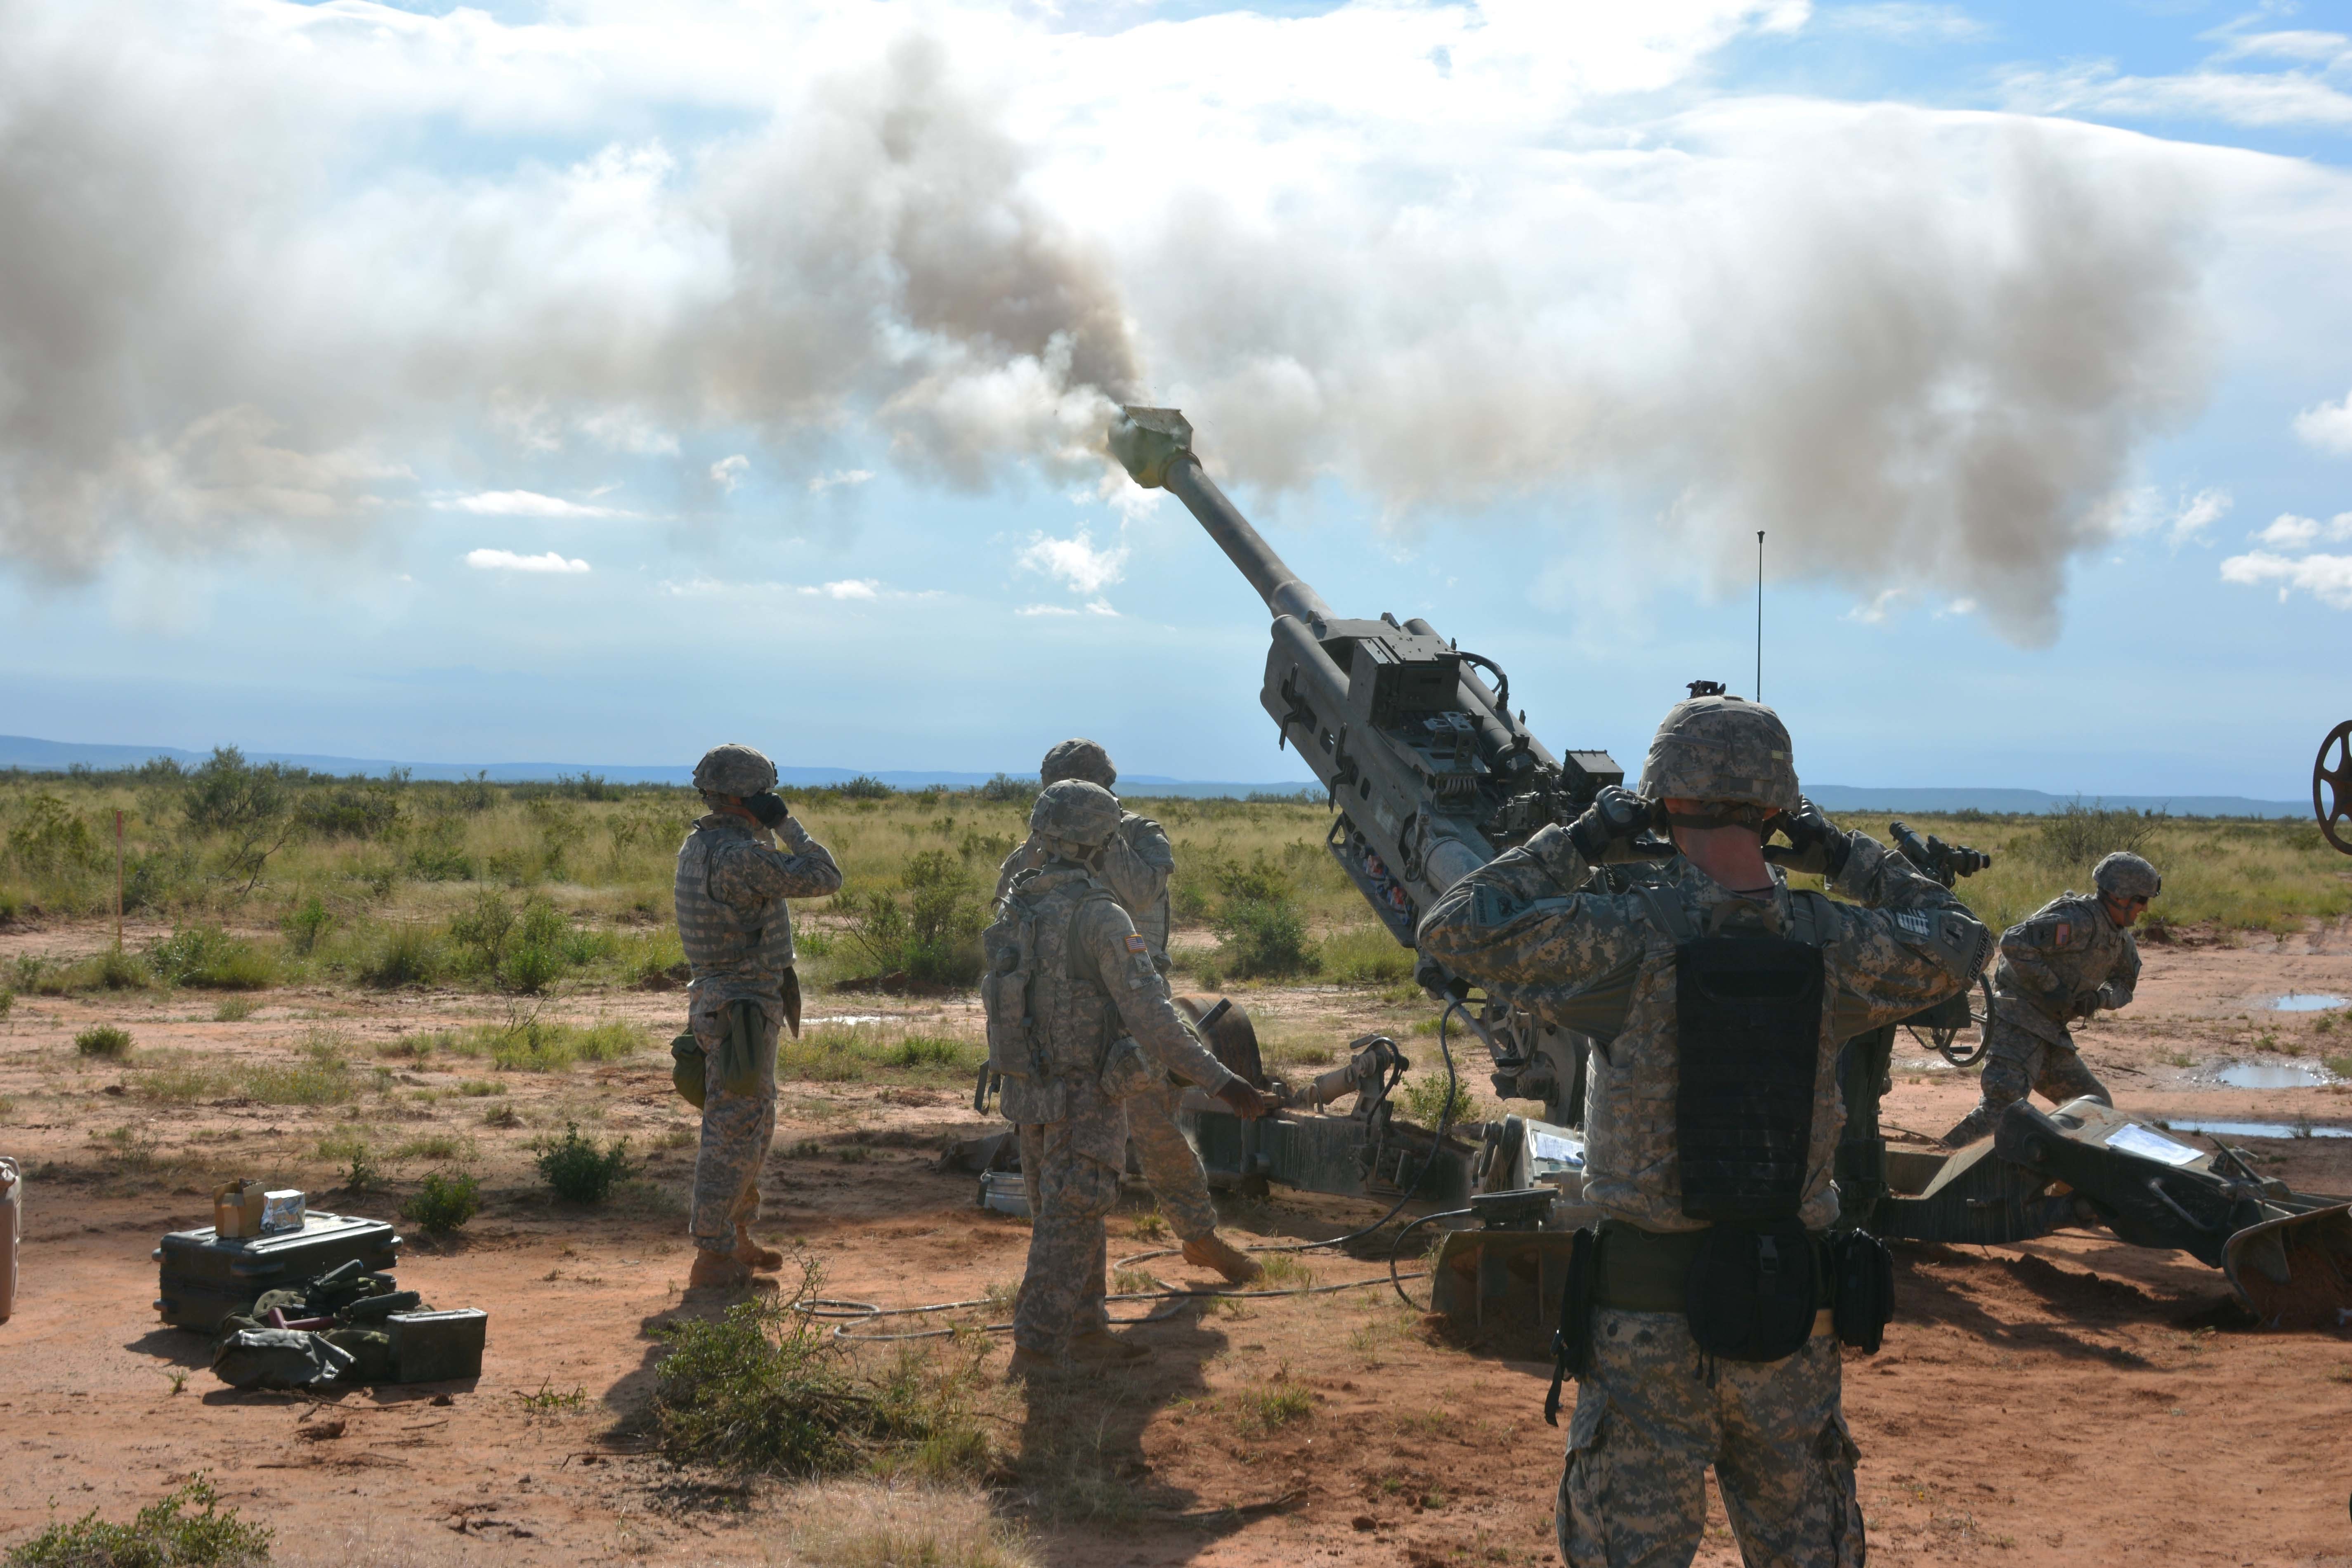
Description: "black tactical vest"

(1642, 887), (1831, 1225)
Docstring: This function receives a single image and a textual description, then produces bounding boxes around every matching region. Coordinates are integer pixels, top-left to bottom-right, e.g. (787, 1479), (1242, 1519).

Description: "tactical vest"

(674, 821), (796, 991)
(980, 866), (1120, 1086)
(1639, 887), (1833, 1225)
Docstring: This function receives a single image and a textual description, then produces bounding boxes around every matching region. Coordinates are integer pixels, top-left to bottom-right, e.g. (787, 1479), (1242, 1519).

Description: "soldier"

(996, 739), (1262, 1284)
(989, 781), (1273, 1375)
(1417, 692), (1990, 1568)
(1942, 850), (2160, 1148)
(675, 744), (843, 1293)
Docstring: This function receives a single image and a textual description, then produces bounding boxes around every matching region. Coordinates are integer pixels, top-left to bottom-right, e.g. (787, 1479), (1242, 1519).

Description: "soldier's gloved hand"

(1213, 1079), (1275, 1120)
(1763, 797), (1853, 877)
(743, 791), (791, 829)
(1566, 786), (1654, 863)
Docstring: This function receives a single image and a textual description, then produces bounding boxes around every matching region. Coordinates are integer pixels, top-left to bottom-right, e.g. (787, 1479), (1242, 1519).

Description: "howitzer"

(1111, 406), (1618, 1121)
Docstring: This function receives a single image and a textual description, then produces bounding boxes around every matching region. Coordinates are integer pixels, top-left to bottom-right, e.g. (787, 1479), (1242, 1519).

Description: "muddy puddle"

(2160, 1117), (2352, 1140)
(2271, 992), (2347, 1011)
(2213, 1062), (2335, 1089)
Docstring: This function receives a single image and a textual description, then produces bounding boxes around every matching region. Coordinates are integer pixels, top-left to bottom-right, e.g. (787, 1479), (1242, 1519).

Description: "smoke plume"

(0, 1), (2222, 645)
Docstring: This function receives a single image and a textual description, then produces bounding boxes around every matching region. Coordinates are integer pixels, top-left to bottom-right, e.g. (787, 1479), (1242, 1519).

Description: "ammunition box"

(387, 1308), (486, 1383)
(153, 1211), (401, 1332)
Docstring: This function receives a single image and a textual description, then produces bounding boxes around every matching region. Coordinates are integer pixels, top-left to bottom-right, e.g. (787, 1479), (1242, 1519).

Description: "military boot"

(732, 1226), (784, 1273)
(686, 1248), (754, 1293)
(1069, 1328), (1148, 1363)
(1006, 1346), (1061, 1379)
(1181, 1233), (1263, 1284)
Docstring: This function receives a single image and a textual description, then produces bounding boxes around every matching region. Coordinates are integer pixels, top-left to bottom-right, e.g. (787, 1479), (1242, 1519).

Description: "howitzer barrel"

(1110, 407), (1332, 626)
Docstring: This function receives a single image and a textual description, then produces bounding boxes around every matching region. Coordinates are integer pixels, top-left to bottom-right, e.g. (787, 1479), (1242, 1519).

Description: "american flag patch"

(2052, 922), (2071, 949)
(1124, 933), (1148, 955)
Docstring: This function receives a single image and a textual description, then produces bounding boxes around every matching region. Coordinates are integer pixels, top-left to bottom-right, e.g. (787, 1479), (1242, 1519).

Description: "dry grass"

(774, 1479), (1038, 1568)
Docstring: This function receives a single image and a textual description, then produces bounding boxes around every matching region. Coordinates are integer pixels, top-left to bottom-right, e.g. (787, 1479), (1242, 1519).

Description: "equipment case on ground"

(153, 1211), (401, 1332)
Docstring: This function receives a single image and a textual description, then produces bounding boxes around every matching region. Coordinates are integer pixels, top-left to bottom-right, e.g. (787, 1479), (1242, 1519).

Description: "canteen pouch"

(1684, 1219), (1818, 1363)
(1831, 1228), (1895, 1353)
(670, 1032), (705, 1109)
(1097, 1036), (1157, 1101)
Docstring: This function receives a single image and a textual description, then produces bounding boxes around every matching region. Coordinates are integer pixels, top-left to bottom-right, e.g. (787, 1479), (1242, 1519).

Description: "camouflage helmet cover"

(2093, 851), (2161, 900)
(1030, 779), (1122, 850)
(1635, 694), (1799, 813)
(692, 743), (778, 797)
(1040, 738), (1117, 789)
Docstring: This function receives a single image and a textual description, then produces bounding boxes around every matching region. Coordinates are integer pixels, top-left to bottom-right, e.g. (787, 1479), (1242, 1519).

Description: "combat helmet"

(1030, 779), (1122, 855)
(1636, 691), (1799, 815)
(2092, 851), (2161, 901)
(1040, 738), (1116, 790)
(693, 743), (777, 798)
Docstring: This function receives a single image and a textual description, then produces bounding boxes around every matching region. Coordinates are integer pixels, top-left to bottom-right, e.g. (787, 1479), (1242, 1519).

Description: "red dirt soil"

(3, 921), (2352, 1566)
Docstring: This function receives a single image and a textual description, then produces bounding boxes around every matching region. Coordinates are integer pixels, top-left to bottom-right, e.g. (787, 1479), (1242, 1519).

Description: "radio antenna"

(1755, 531), (1765, 703)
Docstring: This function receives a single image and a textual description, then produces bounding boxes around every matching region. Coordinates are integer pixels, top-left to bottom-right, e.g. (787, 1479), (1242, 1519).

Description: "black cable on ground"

(1384, 1205), (1475, 1309)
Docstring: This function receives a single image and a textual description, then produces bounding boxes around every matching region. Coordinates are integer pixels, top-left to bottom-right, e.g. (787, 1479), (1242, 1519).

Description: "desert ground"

(5, 892), (2352, 1567)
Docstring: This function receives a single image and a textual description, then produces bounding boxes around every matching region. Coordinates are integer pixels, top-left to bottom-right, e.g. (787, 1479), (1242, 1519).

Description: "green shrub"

(472, 1017), (644, 1071)
(22, 946), (152, 995)
(534, 1121), (635, 1203)
(6, 792), (101, 877)
(1399, 1071), (1481, 1129)
(75, 1024), (132, 1058)
(212, 996), (256, 1022)
(447, 888), (517, 975)
(356, 924), (446, 988)
(2026, 800), (2165, 874)
(1319, 924), (1412, 986)
(1207, 852), (1315, 978)
(652, 1259), (984, 1476)
(884, 1035), (973, 1070)
(844, 850), (986, 986)
(319, 1131), (379, 1192)
(401, 1171), (482, 1236)
(3, 1474), (271, 1568)
(281, 895), (333, 956)
(0, 987), (13, 1020)
(148, 925), (277, 990)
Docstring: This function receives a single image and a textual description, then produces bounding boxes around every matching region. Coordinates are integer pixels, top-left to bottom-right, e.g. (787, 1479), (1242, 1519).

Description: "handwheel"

(2315, 721), (2352, 856)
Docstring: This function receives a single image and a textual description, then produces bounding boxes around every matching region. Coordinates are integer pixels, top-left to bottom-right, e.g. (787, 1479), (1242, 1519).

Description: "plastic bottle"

(0, 1156), (19, 1322)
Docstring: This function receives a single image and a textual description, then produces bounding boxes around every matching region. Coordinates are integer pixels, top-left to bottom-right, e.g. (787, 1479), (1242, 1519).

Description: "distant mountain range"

(0, 734), (2310, 817)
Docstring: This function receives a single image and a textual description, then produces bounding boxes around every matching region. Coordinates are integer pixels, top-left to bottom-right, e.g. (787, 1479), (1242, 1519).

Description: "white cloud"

(711, 454), (750, 492)
(466, 548), (590, 574)
(1844, 587), (1907, 624)
(2220, 549), (2352, 609)
(435, 490), (634, 519)
(2169, 486), (2232, 545)
(808, 468), (874, 495)
(1017, 602), (1079, 616)
(804, 578), (879, 600)
(1816, 5), (1984, 43)
(2295, 389), (2352, 455)
(2005, 61), (2352, 128)
(2253, 512), (2352, 548)
(1017, 527), (1127, 598)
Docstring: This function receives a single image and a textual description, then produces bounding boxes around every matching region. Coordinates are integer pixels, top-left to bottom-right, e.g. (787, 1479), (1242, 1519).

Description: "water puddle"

(2215, 1062), (2333, 1089)
(2159, 1118), (2352, 1141)
(2272, 993), (2346, 1012)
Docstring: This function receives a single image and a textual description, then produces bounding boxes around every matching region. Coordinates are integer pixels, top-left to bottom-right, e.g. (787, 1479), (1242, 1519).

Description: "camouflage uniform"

(676, 809), (841, 1253)
(1943, 891), (2139, 1146)
(1419, 785), (1988, 1566)
(999, 860), (1241, 1358)
(998, 813), (1219, 1241)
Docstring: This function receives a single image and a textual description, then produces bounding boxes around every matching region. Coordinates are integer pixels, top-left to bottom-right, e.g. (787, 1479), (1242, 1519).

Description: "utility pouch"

(670, 1032), (705, 1109)
(1830, 1228), (1895, 1353)
(1544, 1226), (1600, 1426)
(1684, 1219), (1818, 1363)
(714, 998), (773, 1099)
(1098, 1036), (1156, 1101)
(997, 1073), (1067, 1127)
(980, 909), (1041, 1080)
(781, 966), (803, 1040)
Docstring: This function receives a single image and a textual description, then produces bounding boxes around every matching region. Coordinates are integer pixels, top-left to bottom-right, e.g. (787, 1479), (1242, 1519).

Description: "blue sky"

(3, 0), (2350, 795)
